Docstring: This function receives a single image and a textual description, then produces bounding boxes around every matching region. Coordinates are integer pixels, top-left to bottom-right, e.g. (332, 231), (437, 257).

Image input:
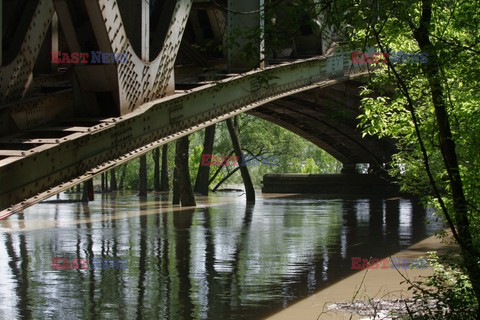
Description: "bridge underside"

(0, 0), (394, 218)
(249, 81), (396, 167)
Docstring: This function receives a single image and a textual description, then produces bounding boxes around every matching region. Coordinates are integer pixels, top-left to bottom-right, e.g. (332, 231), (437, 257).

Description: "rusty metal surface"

(0, 49), (371, 218)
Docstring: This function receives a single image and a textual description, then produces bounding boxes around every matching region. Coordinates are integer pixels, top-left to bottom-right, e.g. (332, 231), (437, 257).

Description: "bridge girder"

(0, 0), (392, 218)
(0, 49), (372, 218)
(248, 84), (396, 166)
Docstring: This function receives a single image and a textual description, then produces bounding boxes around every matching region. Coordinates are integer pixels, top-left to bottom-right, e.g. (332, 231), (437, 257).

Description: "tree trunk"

(172, 167), (180, 204)
(211, 151), (262, 191)
(153, 147), (161, 191)
(212, 167), (240, 192)
(110, 168), (117, 191)
(119, 164), (127, 190)
(105, 171), (108, 192)
(101, 173), (105, 192)
(160, 144), (169, 191)
(82, 179), (94, 202)
(194, 124), (216, 195)
(208, 150), (235, 185)
(226, 117), (255, 203)
(139, 155), (147, 197)
(175, 136), (196, 206)
(414, 0), (480, 314)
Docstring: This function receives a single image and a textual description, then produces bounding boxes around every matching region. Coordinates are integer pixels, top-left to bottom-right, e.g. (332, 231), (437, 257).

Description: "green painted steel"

(0, 47), (371, 218)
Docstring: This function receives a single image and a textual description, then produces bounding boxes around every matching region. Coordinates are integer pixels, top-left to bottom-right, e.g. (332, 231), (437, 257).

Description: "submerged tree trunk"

(226, 117), (255, 203)
(212, 167), (240, 192)
(82, 179), (94, 202)
(175, 136), (196, 206)
(172, 168), (180, 205)
(211, 151), (263, 191)
(208, 150), (235, 186)
(119, 164), (128, 190)
(110, 168), (117, 191)
(160, 144), (169, 191)
(153, 147), (161, 191)
(105, 172), (109, 192)
(139, 155), (147, 197)
(194, 124), (216, 195)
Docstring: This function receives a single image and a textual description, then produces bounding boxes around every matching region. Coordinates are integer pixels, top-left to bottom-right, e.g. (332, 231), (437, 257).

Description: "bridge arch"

(248, 81), (396, 168)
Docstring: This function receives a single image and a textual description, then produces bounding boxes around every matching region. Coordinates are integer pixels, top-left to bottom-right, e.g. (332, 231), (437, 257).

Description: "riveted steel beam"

(8, 90), (74, 131)
(78, 0), (193, 115)
(0, 48), (373, 218)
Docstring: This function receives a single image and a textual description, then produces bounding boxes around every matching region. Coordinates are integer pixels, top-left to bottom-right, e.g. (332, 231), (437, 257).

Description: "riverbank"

(265, 233), (455, 320)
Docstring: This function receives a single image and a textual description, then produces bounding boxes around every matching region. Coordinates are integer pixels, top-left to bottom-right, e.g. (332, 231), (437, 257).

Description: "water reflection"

(0, 193), (442, 319)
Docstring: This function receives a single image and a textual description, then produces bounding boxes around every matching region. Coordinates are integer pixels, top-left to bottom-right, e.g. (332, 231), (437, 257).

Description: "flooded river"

(0, 192), (442, 319)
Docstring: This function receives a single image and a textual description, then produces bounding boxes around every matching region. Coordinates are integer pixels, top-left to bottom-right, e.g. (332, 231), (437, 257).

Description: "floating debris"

(328, 298), (440, 319)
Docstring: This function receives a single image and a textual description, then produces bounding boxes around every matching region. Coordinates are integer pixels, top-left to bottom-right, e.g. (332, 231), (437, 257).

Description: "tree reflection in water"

(0, 193), (442, 319)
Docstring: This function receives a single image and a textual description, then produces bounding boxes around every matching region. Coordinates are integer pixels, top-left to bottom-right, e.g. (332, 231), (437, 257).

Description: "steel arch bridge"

(0, 0), (394, 218)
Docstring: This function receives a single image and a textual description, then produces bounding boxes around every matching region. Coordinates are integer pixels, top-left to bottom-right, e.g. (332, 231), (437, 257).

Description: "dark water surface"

(0, 192), (443, 319)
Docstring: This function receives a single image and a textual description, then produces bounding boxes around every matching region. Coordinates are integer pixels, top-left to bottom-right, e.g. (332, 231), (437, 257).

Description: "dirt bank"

(265, 233), (455, 320)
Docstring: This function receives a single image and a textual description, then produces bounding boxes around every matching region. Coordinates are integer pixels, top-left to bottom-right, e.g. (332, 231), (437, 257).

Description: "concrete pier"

(262, 174), (402, 196)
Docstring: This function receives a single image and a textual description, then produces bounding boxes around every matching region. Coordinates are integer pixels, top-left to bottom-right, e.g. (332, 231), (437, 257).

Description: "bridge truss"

(0, 0), (382, 218)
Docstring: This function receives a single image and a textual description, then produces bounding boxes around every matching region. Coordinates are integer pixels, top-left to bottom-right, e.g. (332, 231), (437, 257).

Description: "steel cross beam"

(0, 48), (372, 219)
(76, 0), (192, 114)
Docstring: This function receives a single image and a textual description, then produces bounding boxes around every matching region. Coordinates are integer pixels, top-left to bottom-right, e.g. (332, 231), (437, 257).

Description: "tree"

(194, 124), (216, 195)
(160, 144), (169, 191)
(110, 168), (117, 191)
(82, 179), (94, 202)
(209, 114), (341, 187)
(172, 167), (180, 205)
(175, 136), (196, 206)
(320, 0), (480, 315)
(101, 172), (106, 192)
(139, 155), (147, 197)
(226, 117), (255, 203)
(118, 164), (128, 190)
(153, 147), (161, 191)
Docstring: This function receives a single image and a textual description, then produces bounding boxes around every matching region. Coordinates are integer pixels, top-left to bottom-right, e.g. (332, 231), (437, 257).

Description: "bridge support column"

(227, 0), (264, 71)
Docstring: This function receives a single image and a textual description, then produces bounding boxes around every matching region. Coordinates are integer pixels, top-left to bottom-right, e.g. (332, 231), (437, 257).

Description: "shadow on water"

(0, 192), (443, 319)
